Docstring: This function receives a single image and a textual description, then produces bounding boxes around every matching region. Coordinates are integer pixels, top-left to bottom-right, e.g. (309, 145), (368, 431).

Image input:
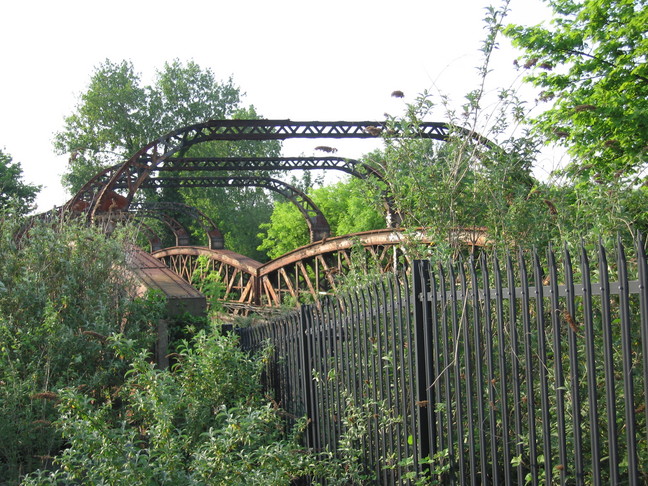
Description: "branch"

(566, 49), (648, 84)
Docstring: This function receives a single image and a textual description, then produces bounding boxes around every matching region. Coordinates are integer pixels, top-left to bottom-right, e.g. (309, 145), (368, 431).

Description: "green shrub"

(0, 216), (160, 483)
(23, 329), (318, 485)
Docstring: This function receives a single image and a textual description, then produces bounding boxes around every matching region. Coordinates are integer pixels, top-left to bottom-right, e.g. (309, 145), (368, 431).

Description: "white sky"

(0, 0), (561, 212)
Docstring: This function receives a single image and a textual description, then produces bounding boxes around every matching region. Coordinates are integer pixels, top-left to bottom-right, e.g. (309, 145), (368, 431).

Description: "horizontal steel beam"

(156, 156), (383, 180)
(171, 119), (453, 141)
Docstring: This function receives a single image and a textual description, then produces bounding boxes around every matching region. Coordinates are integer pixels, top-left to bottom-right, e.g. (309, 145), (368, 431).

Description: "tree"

(257, 177), (385, 259)
(55, 59), (243, 193)
(55, 59), (280, 259)
(504, 0), (648, 184)
(0, 148), (39, 214)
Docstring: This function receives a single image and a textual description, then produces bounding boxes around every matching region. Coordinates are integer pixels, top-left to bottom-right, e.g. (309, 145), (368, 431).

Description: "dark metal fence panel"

(238, 239), (648, 485)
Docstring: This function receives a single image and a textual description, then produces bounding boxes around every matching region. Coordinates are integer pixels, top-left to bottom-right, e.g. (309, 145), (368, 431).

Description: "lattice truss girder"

(66, 120), (483, 217)
(156, 156), (383, 180)
(259, 245), (412, 306)
(134, 175), (331, 242)
(137, 176), (320, 219)
(161, 254), (254, 303)
(153, 241), (418, 309)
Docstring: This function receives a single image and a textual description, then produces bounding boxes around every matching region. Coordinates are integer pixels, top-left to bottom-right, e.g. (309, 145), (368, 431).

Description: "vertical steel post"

(413, 261), (432, 470)
(299, 304), (316, 449)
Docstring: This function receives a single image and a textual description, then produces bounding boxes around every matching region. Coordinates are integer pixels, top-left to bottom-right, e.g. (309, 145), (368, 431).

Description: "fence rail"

(238, 237), (648, 485)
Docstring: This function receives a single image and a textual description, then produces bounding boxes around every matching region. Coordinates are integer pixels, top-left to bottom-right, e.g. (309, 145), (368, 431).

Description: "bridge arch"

(65, 120), (492, 220)
(151, 227), (486, 311)
(130, 219), (163, 252)
(132, 201), (225, 249)
(136, 175), (331, 242)
(130, 208), (191, 247)
(152, 246), (262, 305)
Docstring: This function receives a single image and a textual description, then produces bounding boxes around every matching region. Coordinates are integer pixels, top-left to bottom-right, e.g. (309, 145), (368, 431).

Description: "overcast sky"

(0, 0), (560, 211)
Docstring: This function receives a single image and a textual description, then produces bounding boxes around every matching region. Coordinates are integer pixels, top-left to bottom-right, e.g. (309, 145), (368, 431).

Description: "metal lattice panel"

(156, 156), (383, 180)
(65, 120), (488, 219)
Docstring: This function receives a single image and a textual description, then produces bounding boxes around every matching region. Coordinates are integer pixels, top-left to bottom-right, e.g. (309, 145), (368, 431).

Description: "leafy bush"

(0, 216), (160, 483)
(23, 329), (319, 485)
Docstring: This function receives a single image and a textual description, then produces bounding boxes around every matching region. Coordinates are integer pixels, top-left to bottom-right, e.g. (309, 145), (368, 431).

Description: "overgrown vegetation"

(257, 177), (385, 259)
(0, 217), (161, 482)
(0, 217), (381, 484)
(23, 330), (318, 485)
(2, 0), (647, 484)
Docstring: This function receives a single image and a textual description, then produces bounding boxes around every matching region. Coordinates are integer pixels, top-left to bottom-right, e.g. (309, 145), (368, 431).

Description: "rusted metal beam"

(150, 228), (487, 311)
(139, 175), (331, 242)
(159, 156), (383, 180)
(65, 120), (491, 221)
(152, 246), (263, 276)
(132, 201), (225, 249)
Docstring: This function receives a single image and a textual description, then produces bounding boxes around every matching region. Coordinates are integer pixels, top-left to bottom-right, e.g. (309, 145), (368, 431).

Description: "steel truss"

(157, 156), (383, 180)
(66, 120), (488, 220)
(131, 201), (224, 249)
(132, 176), (331, 242)
(152, 228), (486, 313)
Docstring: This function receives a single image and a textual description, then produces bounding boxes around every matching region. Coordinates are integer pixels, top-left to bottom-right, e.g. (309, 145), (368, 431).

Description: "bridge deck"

(128, 248), (206, 317)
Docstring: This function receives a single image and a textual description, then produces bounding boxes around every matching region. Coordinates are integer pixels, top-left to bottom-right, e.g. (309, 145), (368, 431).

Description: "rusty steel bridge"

(60, 119), (489, 313)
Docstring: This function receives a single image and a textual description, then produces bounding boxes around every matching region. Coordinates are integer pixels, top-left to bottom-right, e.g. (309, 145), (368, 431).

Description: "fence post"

(299, 304), (317, 449)
(413, 261), (433, 466)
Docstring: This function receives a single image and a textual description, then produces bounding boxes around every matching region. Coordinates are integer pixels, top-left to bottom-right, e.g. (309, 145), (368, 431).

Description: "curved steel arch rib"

(129, 209), (192, 247)
(94, 208), (192, 248)
(131, 201), (225, 249)
(151, 246), (263, 305)
(151, 227), (487, 311)
(134, 175), (331, 242)
(67, 120), (491, 220)
(151, 156), (397, 227)
(130, 219), (163, 252)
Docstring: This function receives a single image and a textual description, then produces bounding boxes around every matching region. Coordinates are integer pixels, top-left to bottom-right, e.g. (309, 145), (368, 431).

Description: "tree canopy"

(504, 0), (648, 184)
(56, 60), (280, 259)
(55, 59), (243, 193)
(257, 177), (385, 259)
(0, 148), (40, 214)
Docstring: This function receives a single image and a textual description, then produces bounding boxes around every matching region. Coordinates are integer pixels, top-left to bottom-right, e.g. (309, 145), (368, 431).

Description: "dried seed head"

(31, 392), (59, 402)
(574, 104), (597, 112)
(524, 58), (539, 69)
(365, 126), (383, 136)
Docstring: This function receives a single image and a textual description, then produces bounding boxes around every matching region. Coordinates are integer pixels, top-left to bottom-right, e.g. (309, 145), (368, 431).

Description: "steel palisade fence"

(237, 236), (648, 485)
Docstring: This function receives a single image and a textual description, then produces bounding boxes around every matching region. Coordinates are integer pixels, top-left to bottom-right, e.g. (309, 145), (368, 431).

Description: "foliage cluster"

(0, 149), (39, 215)
(0, 217), (348, 485)
(24, 330), (320, 485)
(0, 217), (162, 482)
(357, 0), (648, 256)
(504, 0), (648, 184)
(257, 177), (385, 259)
(56, 59), (242, 193)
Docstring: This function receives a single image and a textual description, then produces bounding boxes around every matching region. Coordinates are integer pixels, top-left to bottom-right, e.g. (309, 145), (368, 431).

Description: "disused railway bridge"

(59, 119), (493, 311)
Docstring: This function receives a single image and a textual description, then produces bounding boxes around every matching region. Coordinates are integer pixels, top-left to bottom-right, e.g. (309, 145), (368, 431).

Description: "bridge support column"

(310, 215), (331, 242)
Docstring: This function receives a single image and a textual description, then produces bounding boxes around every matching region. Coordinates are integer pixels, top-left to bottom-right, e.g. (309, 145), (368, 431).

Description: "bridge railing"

(238, 237), (648, 485)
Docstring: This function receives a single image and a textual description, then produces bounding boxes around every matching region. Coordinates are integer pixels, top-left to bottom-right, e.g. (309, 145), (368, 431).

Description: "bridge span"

(151, 227), (486, 312)
(56, 118), (494, 313)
